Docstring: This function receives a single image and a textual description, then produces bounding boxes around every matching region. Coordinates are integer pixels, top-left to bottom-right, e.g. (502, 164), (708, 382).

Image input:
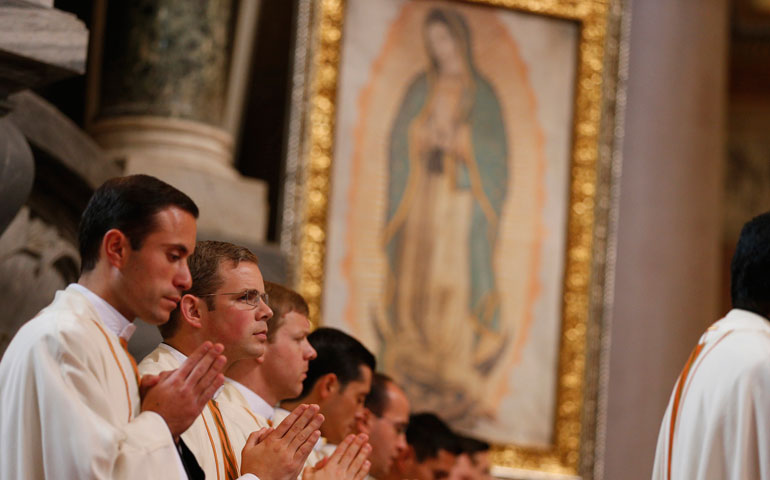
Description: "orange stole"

(90, 319), (135, 421)
(666, 342), (703, 480)
(118, 337), (141, 385)
(208, 399), (240, 480)
(666, 330), (732, 480)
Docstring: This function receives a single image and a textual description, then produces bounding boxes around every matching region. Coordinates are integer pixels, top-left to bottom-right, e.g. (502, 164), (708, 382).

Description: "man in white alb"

(222, 281), (374, 479)
(227, 281), (337, 472)
(226, 282), (318, 422)
(652, 212), (770, 479)
(0, 175), (226, 479)
(139, 240), (325, 480)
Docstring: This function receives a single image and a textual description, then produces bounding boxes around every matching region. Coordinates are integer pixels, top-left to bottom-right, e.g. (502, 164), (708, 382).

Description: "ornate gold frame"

(281, 0), (628, 478)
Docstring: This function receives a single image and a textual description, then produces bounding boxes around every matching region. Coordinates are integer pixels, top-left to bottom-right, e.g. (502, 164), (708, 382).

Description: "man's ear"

(316, 372), (339, 401)
(179, 294), (204, 329)
(102, 229), (130, 268)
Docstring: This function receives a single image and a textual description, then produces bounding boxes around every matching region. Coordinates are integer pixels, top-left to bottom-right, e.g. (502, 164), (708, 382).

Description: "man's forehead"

(344, 367), (373, 392)
(271, 311), (310, 341)
(282, 311), (311, 330)
(216, 260), (263, 288)
(384, 383), (410, 418)
(144, 207), (196, 244)
(360, 364), (373, 383)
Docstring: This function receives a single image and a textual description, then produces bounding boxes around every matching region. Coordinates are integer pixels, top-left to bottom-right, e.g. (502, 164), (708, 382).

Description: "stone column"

(0, 1), (89, 356)
(0, 1), (87, 235)
(600, 0), (727, 479)
(86, 0), (267, 245)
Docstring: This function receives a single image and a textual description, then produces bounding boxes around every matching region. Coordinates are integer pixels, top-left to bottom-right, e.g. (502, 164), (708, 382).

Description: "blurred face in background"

(366, 382), (410, 478)
(321, 365), (373, 444)
(412, 449), (456, 480)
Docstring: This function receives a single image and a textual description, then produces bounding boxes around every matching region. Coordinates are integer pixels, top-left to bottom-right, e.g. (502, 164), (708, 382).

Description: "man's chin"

(142, 316), (168, 326)
(141, 307), (174, 326)
(249, 345), (266, 358)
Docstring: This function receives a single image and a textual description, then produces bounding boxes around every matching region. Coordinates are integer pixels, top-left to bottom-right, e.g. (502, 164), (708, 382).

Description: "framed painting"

(280, 0), (628, 478)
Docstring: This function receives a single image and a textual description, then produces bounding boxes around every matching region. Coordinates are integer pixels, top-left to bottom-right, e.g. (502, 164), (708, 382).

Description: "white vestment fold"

(139, 344), (264, 480)
(0, 286), (181, 479)
(216, 380), (271, 459)
(652, 309), (770, 480)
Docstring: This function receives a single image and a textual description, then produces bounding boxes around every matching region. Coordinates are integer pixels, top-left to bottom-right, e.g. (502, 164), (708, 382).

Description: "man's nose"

(255, 302), (273, 320)
(355, 405), (367, 419)
(305, 344), (317, 360)
(396, 433), (407, 453)
(176, 263), (192, 290)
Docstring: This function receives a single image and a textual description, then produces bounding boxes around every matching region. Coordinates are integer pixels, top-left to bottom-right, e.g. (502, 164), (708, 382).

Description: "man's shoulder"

(692, 323), (770, 398)
(4, 288), (100, 358)
(218, 381), (248, 406)
(272, 406), (290, 425)
(217, 391), (270, 430)
(703, 310), (770, 357)
(137, 344), (179, 376)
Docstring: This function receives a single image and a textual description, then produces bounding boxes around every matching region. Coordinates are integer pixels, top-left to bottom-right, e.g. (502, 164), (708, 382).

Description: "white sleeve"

(0, 328), (183, 479)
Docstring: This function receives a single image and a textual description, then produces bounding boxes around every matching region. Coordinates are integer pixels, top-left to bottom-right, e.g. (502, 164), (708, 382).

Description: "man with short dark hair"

(385, 413), (459, 480)
(652, 212), (770, 479)
(140, 241), (325, 480)
(449, 436), (491, 480)
(0, 175), (226, 479)
(357, 373), (410, 479)
(280, 327), (376, 460)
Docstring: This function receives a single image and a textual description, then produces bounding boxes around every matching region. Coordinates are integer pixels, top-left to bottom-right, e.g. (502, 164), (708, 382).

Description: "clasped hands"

(240, 405), (370, 480)
(135, 341), (371, 479)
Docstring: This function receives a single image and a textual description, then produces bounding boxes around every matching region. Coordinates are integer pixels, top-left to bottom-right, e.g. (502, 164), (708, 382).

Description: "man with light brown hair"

(227, 283), (372, 479)
(140, 241), (325, 480)
(227, 281), (318, 419)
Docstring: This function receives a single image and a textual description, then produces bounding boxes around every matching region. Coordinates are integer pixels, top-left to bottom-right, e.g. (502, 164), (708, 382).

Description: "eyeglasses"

(199, 289), (269, 309)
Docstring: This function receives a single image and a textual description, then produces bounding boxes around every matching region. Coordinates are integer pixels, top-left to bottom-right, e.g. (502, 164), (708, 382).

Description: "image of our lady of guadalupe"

(382, 6), (510, 399)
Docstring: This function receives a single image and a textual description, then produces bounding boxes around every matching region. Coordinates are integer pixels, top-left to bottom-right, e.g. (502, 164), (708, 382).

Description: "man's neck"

(78, 271), (134, 322)
(226, 360), (279, 406)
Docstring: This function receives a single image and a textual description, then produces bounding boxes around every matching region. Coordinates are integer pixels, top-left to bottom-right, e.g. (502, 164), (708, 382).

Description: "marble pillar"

(600, 1), (727, 479)
(87, 0), (268, 245)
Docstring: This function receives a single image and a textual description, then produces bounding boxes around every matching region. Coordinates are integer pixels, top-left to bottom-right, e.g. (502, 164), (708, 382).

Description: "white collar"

(70, 283), (135, 341)
(159, 343), (225, 398)
(226, 378), (276, 420)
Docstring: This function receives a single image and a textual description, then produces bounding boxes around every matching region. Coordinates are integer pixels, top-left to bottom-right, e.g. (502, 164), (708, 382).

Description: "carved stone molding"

(0, 207), (79, 358)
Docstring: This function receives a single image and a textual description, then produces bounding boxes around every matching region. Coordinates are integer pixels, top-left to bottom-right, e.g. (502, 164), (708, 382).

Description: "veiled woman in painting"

(383, 6), (509, 395)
